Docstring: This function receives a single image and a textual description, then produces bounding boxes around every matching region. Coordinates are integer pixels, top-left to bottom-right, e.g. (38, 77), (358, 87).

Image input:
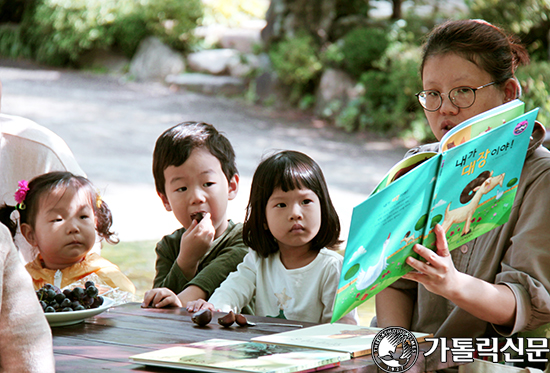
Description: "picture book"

(371, 99), (526, 194)
(331, 100), (539, 322)
(129, 338), (350, 373)
(251, 323), (431, 358)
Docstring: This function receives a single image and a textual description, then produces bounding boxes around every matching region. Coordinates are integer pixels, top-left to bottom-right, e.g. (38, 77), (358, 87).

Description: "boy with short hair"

(142, 122), (248, 308)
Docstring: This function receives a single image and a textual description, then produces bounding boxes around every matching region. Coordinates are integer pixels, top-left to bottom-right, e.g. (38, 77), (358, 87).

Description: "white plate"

(45, 297), (114, 327)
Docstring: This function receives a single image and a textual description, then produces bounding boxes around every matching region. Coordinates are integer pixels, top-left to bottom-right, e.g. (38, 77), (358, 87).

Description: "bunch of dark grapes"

(36, 281), (104, 313)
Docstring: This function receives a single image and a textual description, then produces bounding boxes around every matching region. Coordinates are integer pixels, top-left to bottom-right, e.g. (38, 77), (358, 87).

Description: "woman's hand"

(402, 224), (461, 298)
(142, 288), (183, 308)
(186, 299), (216, 313)
(402, 224), (516, 326)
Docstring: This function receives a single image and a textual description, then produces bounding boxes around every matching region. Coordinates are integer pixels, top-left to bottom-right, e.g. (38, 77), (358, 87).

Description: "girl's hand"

(142, 288), (183, 308)
(186, 299), (216, 313)
(402, 224), (461, 298)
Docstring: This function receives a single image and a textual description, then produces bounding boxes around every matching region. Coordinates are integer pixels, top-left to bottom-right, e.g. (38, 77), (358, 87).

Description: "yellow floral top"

(25, 252), (135, 294)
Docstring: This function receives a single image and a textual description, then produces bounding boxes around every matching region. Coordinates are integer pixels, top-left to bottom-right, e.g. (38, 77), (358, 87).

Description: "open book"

(129, 339), (350, 373)
(331, 100), (539, 322)
(251, 323), (431, 358)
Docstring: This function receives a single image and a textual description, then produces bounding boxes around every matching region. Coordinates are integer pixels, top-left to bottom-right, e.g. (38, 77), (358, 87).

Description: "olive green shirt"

(153, 221), (248, 299)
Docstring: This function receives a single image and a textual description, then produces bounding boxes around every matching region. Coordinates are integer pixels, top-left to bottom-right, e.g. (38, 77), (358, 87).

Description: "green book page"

(332, 155), (441, 322)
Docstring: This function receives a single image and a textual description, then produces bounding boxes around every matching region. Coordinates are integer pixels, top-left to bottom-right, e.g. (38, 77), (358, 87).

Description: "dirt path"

(1, 63), (408, 243)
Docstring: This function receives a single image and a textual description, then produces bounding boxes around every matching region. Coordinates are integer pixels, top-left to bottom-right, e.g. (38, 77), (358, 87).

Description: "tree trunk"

(391, 0), (403, 20)
(261, 0), (371, 48)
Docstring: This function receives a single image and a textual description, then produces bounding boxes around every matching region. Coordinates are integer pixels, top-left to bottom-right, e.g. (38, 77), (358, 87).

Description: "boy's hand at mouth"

(176, 212), (215, 279)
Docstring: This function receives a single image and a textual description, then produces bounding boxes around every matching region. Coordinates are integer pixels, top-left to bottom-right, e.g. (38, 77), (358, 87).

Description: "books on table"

(251, 323), (431, 358)
(129, 338), (350, 373)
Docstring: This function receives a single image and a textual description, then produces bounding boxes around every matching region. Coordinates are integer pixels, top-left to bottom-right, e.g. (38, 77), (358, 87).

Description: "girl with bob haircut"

(0, 171), (135, 293)
(186, 150), (358, 324)
(243, 149), (341, 257)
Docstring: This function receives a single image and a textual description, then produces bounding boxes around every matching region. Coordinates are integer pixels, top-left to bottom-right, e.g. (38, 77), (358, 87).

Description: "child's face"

(22, 186), (97, 269)
(159, 147), (238, 236)
(265, 187), (321, 253)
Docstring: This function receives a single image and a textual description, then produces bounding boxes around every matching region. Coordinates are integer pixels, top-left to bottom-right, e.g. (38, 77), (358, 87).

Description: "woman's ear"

(503, 78), (520, 102)
(20, 223), (37, 247)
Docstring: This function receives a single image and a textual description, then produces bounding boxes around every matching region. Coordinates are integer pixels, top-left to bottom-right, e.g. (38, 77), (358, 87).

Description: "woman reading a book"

(376, 19), (550, 344)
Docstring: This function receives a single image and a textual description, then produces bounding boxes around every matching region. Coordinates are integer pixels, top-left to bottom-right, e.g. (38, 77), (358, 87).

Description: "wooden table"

(52, 302), (457, 372)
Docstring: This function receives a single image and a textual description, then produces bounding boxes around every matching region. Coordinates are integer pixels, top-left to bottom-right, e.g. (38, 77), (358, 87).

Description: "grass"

(102, 240), (157, 301)
(102, 240), (376, 325)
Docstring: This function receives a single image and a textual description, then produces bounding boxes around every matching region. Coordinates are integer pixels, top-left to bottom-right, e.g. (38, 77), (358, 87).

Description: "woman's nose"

(439, 93), (459, 115)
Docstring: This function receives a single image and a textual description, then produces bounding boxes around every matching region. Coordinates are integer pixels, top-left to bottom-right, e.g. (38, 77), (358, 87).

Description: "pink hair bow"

(14, 180), (29, 210)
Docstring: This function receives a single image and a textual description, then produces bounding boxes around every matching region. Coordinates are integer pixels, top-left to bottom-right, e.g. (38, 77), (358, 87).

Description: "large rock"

(228, 53), (262, 78)
(314, 68), (358, 117)
(187, 49), (240, 75)
(129, 36), (185, 81)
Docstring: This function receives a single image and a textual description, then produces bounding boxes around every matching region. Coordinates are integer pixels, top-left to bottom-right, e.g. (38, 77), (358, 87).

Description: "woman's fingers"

(433, 224), (450, 257)
(406, 225), (450, 270)
(407, 244), (435, 269)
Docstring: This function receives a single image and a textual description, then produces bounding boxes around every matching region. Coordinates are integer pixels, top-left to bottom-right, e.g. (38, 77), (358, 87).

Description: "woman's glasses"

(415, 81), (498, 112)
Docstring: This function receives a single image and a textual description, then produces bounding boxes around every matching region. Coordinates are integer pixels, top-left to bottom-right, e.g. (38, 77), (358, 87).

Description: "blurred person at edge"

(0, 223), (55, 372)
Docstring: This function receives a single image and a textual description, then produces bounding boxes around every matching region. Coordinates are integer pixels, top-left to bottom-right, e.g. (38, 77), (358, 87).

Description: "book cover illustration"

(331, 106), (539, 323)
(251, 323), (430, 358)
(129, 338), (350, 373)
(371, 99), (525, 196)
(439, 99), (525, 152)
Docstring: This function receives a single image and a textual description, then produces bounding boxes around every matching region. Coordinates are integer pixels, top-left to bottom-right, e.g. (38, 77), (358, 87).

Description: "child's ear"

(20, 223), (37, 247)
(157, 192), (172, 212)
(227, 174), (239, 201)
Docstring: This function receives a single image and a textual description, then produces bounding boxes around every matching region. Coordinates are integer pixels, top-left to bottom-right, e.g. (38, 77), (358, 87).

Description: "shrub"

(2, 0), (202, 66)
(338, 27), (390, 79)
(332, 20), (433, 141)
(137, 0), (203, 52)
(516, 61), (550, 126)
(336, 54), (425, 137)
(0, 24), (32, 59)
(28, 0), (118, 65)
(268, 32), (323, 103)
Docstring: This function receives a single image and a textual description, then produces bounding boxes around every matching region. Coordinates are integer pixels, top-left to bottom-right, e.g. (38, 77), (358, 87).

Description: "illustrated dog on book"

(441, 170), (505, 235)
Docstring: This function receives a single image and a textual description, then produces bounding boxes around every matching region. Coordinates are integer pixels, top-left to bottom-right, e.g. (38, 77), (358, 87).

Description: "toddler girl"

(0, 171), (135, 293)
(187, 150), (358, 324)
